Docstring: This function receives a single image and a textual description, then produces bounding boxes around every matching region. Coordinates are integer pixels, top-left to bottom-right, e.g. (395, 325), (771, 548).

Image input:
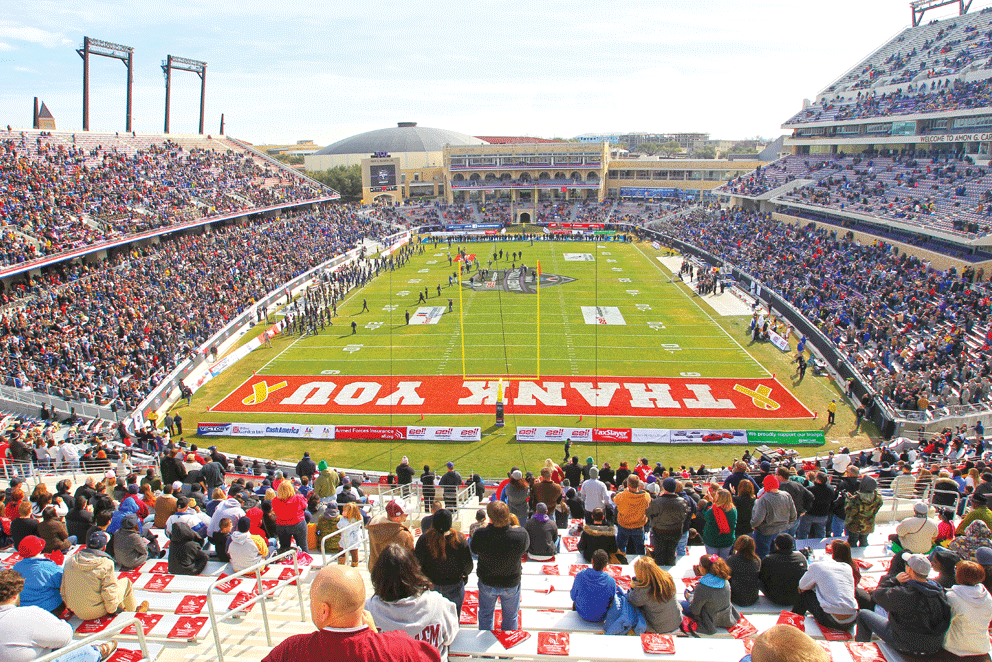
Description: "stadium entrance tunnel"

(519, 212), (531, 223)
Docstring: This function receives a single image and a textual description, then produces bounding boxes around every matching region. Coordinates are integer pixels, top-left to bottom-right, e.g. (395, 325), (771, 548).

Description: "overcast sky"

(0, 1), (978, 145)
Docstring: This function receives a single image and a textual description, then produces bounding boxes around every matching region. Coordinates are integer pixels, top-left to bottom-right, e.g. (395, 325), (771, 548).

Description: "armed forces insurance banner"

(211, 375), (811, 419)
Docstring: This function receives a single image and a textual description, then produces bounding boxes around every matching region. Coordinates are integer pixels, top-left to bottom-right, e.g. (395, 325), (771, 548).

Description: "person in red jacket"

(262, 564), (439, 662)
(271, 480), (308, 554)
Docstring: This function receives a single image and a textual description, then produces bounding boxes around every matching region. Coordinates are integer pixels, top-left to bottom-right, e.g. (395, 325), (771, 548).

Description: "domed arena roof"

(314, 122), (485, 156)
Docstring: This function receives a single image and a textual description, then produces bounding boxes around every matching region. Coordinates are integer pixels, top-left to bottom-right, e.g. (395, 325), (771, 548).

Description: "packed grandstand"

(10, 3), (992, 662)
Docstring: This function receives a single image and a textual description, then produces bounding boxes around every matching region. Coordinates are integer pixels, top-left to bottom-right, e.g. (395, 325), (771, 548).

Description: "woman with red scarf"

(700, 489), (737, 560)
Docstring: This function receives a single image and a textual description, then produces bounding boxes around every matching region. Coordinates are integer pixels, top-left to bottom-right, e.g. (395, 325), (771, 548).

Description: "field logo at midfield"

(212, 375), (813, 419)
(581, 306), (626, 325)
(411, 307), (446, 324)
(563, 253), (594, 262)
(461, 268), (575, 295)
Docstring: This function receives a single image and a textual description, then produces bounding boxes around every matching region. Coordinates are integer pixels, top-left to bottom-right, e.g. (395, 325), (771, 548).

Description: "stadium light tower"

(910, 0), (972, 27)
(162, 55), (208, 134)
(77, 37), (135, 132)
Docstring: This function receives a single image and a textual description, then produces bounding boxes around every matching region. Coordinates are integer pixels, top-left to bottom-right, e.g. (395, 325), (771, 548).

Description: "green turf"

(176, 239), (877, 477)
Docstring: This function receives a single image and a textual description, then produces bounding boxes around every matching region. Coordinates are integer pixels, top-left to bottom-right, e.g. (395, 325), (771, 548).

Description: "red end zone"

(211, 375), (813, 419)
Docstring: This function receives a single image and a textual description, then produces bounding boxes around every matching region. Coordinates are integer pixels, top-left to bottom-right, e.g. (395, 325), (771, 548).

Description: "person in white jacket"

(366, 543), (458, 662)
(944, 560), (992, 657)
(229, 516), (269, 572)
(209, 496), (246, 536)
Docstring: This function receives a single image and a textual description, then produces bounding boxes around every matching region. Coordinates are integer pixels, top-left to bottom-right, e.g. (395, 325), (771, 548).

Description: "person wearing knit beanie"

(751, 473), (798, 557)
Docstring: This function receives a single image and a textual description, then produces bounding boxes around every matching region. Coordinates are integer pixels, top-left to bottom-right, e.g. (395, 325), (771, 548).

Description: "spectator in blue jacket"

(570, 549), (616, 622)
(11, 535), (65, 615)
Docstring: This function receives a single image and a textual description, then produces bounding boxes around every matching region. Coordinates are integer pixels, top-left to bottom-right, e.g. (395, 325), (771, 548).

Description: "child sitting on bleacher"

(680, 554), (740, 635)
(570, 549), (616, 623)
(211, 517), (232, 563)
(229, 516), (269, 572)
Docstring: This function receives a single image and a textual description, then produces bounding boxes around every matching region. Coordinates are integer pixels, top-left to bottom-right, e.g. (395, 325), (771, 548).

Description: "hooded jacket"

(872, 574), (951, 654)
(168, 521), (208, 576)
(570, 568), (616, 622)
(944, 582), (992, 656)
(228, 530), (268, 572)
(687, 574), (740, 635)
(209, 498), (246, 536)
(60, 548), (125, 620)
(107, 498), (139, 535)
(365, 591), (459, 662)
(313, 469), (339, 498)
(113, 527), (149, 570)
(576, 523), (619, 563)
(11, 556), (63, 612)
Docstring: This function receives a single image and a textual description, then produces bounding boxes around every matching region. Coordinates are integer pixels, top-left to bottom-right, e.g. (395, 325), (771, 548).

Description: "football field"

(185, 238), (854, 475)
(258, 240), (763, 380)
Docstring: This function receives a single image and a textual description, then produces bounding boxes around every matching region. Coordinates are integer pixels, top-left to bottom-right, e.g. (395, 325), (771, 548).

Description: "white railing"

(206, 548), (306, 662)
(318, 518), (368, 566)
(34, 616), (149, 662)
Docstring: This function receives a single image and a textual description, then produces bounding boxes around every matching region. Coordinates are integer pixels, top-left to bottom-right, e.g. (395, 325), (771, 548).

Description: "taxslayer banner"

(196, 423), (482, 441)
(212, 375), (812, 419)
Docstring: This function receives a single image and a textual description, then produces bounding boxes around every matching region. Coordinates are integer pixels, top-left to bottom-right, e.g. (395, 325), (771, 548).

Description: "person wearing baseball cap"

(894, 502), (939, 554)
(854, 552), (950, 656)
(61, 530), (148, 619)
(367, 499), (414, 571)
(437, 462), (462, 506)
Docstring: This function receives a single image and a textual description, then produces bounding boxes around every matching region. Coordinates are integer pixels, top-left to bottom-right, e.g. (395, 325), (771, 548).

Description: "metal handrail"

(34, 616), (149, 662)
(318, 518), (368, 565)
(206, 548), (306, 662)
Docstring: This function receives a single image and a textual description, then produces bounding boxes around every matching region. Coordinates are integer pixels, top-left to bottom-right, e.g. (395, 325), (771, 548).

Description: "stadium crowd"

(0, 206), (372, 409)
(4, 429), (992, 660)
(663, 206), (992, 415)
(0, 130), (326, 266)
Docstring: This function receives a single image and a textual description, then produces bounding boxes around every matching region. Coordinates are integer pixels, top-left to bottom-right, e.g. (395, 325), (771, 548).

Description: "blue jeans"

(828, 515), (846, 538)
(753, 530), (776, 558)
(787, 521), (800, 538)
(797, 515), (827, 540)
(53, 646), (102, 662)
(478, 581), (521, 631)
(676, 531), (689, 559)
(704, 544), (731, 560)
(616, 525), (645, 555)
(435, 582), (466, 616)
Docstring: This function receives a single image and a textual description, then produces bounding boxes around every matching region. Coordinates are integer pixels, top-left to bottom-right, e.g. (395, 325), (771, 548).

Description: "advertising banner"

(515, 427), (592, 442)
(746, 430), (826, 446)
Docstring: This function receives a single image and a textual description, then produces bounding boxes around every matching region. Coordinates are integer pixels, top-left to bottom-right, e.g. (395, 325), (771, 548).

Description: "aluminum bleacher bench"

(70, 611), (212, 642)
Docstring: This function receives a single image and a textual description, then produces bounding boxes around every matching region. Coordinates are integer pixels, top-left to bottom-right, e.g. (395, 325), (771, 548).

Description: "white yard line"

(633, 242), (771, 378)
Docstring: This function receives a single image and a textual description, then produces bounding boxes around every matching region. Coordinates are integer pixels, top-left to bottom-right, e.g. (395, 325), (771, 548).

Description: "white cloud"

(0, 42), (12, 52)
(0, 22), (63, 48)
